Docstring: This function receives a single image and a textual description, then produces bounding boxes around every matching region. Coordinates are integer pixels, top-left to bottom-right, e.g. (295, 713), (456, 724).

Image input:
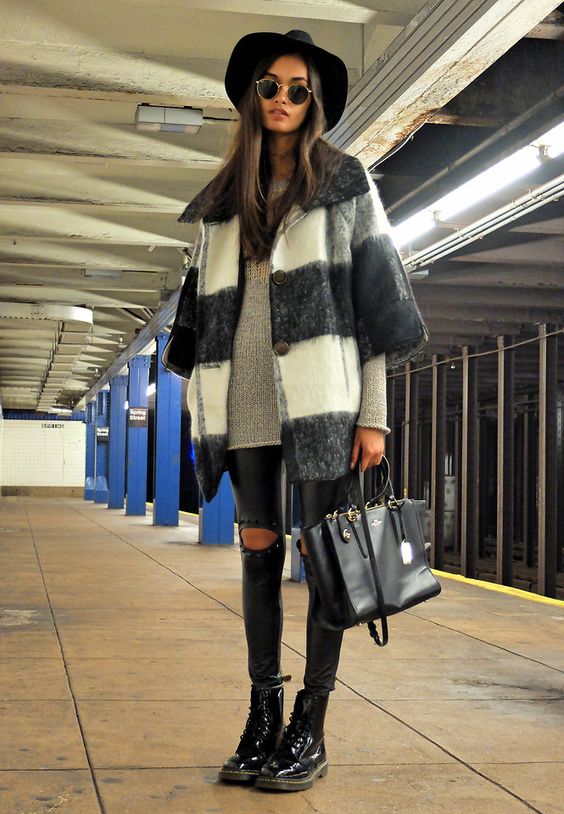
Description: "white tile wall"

(0, 421), (85, 486)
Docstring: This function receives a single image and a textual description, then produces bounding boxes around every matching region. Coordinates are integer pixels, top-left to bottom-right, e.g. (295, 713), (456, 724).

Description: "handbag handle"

(350, 460), (390, 647)
(364, 455), (394, 506)
(367, 458), (411, 547)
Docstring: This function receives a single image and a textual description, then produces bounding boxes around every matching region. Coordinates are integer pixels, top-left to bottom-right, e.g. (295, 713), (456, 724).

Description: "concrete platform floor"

(0, 497), (563, 814)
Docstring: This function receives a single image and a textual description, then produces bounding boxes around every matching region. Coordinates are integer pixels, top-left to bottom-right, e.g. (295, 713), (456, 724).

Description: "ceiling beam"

(426, 265), (564, 287)
(0, 267), (169, 291)
(421, 303), (564, 323)
(118, 0), (417, 25)
(331, 0), (559, 164)
(0, 151), (221, 171)
(0, 200), (193, 216)
(425, 319), (525, 336)
(0, 57), (227, 110)
(414, 282), (564, 308)
(0, 285), (159, 309)
(0, 244), (182, 273)
(425, 112), (506, 127)
(0, 120), (226, 166)
(1, 1), (365, 99)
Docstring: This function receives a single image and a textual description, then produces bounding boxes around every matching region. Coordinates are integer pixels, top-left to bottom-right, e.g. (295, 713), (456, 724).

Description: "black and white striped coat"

(163, 153), (428, 502)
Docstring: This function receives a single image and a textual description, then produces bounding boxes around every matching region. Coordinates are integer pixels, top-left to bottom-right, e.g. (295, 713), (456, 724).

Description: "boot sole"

(218, 767), (260, 783)
(254, 760), (328, 791)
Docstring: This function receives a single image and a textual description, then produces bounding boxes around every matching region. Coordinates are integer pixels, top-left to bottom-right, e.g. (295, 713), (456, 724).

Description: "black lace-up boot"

(255, 688), (329, 791)
(218, 684), (285, 783)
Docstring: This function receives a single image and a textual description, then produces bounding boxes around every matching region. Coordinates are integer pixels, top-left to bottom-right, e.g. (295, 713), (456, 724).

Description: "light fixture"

(536, 120), (564, 159)
(392, 118), (564, 251)
(124, 400), (129, 410)
(147, 382), (156, 396)
(135, 104), (203, 134)
(393, 210), (435, 249)
(82, 268), (122, 279)
(404, 172), (564, 270)
(433, 146), (540, 222)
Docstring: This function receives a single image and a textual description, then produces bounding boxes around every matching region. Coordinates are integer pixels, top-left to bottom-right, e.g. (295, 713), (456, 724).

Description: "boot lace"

(240, 693), (276, 745)
(275, 705), (312, 756)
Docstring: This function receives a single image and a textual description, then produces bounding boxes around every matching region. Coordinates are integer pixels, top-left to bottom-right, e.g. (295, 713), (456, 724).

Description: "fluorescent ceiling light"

(146, 382), (156, 396)
(391, 210), (435, 252)
(404, 172), (564, 270)
(433, 146), (539, 221)
(135, 104), (203, 134)
(392, 119), (564, 250)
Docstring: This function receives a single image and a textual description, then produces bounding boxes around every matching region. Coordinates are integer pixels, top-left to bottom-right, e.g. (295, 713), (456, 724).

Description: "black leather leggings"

(225, 445), (354, 695)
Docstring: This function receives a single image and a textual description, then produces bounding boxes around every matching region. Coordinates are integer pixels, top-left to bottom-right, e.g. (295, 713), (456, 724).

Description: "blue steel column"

(84, 401), (96, 500)
(94, 388), (109, 503)
(108, 374), (128, 509)
(200, 470), (235, 545)
(126, 355), (151, 516)
(153, 332), (182, 525)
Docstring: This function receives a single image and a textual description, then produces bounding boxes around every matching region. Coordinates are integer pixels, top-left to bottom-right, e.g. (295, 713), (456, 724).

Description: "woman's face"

(257, 53), (312, 135)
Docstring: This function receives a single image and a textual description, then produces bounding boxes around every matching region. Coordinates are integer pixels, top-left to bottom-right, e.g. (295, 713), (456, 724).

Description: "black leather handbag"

(301, 457), (441, 647)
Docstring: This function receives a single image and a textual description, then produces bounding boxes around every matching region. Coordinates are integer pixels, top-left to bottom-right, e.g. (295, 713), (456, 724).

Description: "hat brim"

(224, 31), (348, 133)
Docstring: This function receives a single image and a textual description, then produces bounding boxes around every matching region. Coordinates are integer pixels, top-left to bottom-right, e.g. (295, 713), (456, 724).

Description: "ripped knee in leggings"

(239, 522), (282, 553)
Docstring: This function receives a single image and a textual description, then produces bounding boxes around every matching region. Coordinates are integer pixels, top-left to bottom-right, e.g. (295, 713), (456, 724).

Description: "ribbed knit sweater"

(226, 178), (389, 451)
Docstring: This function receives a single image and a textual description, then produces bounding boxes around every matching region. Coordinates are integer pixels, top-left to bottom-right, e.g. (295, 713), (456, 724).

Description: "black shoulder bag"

(300, 457), (441, 646)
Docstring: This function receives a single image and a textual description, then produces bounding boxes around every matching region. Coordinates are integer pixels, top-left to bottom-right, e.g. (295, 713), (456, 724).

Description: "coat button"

(274, 340), (290, 356)
(272, 269), (287, 285)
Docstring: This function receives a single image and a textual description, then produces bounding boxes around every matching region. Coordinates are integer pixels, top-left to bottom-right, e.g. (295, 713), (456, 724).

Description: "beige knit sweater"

(226, 178), (390, 451)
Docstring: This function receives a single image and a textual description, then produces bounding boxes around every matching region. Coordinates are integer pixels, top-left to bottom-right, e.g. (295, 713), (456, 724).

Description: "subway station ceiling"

(0, 0), (563, 412)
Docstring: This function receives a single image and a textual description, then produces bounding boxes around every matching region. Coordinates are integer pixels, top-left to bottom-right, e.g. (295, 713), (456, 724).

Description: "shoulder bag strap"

(351, 461), (389, 647)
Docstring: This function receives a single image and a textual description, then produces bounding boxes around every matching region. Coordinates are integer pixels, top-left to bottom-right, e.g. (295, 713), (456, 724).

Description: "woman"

(163, 30), (428, 792)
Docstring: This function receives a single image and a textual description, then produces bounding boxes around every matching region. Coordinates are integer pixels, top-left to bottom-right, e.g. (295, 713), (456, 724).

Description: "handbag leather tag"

(400, 540), (414, 565)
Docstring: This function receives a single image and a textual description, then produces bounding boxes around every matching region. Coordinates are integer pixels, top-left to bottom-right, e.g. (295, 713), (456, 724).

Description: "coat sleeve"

(351, 168), (429, 369)
(161, 222), (203, 379)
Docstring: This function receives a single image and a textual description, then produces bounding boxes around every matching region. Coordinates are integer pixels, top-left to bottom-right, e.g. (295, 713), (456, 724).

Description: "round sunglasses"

(255, 78), (312, 106)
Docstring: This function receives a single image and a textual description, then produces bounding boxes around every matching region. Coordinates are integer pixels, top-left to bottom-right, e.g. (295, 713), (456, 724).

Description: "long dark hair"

(198, 51), (344, 259)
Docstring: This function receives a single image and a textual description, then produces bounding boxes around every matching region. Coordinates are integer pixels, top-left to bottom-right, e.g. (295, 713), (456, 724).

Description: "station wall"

(0, 420), (85, 494)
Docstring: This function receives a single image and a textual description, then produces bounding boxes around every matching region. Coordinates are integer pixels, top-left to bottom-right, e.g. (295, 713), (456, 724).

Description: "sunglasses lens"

(257, 79), (278, 99)
(288, 85), (309, 105)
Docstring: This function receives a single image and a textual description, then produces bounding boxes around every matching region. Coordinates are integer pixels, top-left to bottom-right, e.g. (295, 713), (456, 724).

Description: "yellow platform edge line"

(144, 503), (562, 607)
(433, 569), (564, 607)
(148, 503), (295, 530)
(146, 503), (201, 521)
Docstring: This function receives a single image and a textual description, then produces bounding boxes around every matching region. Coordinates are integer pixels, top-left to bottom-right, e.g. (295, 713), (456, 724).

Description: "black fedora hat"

(224, 30), (348, 132)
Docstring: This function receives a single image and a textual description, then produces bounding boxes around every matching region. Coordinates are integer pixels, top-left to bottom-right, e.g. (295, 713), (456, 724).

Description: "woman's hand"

(350, 427), (386, 472)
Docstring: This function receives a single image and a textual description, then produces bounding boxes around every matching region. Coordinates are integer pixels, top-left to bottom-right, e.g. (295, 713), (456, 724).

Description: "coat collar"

(178, 152), (369, 224)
